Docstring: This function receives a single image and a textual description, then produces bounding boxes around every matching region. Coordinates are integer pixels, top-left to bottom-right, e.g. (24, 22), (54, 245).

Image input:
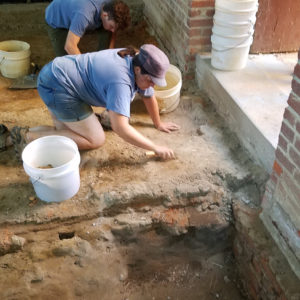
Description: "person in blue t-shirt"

(45, 0), (131, 56)
(1, 44), (180, 160)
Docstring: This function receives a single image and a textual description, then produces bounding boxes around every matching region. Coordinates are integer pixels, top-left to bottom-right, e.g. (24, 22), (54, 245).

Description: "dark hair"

(117, 45), (138, 58)
(103, 0), (131, 30)
(117, 46), (149, 75)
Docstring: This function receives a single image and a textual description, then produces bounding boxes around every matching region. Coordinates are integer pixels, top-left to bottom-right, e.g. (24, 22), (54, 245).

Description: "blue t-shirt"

(45, 0), (106, 37)
(50, 49), (154, 118)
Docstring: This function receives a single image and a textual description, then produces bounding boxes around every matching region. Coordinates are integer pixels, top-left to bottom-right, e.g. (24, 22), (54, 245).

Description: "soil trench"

(0, 5), (268, 299)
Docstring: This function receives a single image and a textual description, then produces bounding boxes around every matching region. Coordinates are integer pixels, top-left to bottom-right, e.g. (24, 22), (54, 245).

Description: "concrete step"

(195, 53), (297, 173)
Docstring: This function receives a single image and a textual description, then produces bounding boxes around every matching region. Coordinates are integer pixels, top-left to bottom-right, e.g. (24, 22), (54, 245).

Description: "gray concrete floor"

(196, 52), (298, 173)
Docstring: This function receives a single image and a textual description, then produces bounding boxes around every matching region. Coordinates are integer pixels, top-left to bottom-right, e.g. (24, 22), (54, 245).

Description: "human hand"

(153, 145), (176, 160)
(156, 122), (180, 133)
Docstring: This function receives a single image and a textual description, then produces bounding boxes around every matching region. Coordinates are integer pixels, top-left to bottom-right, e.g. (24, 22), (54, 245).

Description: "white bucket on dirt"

(215, 0), (259, 11)
(211, 36), (253, 71)
(0, 40), (31, 78)
(154, 64), (182, 114)
(22, 136), (81, 203)
(213, 7), (257, 24)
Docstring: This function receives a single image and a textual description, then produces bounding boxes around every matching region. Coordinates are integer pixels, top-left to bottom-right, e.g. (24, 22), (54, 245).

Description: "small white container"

(0, 40), (31, 78)
(22, 136), (81, 202)
(154, 64), (182, 114)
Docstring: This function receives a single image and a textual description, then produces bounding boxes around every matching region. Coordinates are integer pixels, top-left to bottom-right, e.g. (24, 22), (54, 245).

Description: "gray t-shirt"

(45, 0), (106, 37)
(51, 49), (154, 118)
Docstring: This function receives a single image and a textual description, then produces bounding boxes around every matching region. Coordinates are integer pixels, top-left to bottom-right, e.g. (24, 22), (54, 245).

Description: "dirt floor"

(0, 3), (269, 300)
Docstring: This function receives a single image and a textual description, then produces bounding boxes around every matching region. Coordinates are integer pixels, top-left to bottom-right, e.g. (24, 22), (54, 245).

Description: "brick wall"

(143, 0), (214, 79)
(260, 50), (300, 280)
(233, 201), (300, 300)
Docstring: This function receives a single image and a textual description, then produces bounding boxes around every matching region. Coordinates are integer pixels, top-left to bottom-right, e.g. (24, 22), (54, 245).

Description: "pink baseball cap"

(138, 44), (170, 87)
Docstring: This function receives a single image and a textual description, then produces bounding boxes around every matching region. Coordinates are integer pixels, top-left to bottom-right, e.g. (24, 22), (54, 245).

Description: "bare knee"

(89, 135), (105, 149)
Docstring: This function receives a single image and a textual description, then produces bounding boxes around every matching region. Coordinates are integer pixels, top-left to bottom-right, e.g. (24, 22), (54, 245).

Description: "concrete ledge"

(195, 53), (297, 173)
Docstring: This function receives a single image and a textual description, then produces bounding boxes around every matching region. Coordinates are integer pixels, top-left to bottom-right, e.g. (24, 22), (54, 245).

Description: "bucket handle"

(28, 165), (79, 184)
(212, 34), (252, 52)
(31, 176), (43, 185)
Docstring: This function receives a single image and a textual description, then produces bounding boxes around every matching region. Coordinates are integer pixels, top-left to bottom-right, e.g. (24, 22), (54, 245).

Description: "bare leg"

(26, 113), (105, 150)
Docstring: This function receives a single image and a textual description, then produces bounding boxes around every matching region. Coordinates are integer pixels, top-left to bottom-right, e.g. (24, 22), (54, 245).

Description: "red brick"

(189, 9), (202, 18)
(261, 258), (283, 296)
(153, 208), (189, 227)
(275, 148), (295, 174)
(280, 172), (300, 201)
(283, 107), (296, 126)
(287, 94), (300, 115)
(289, 146), (300, 168)
(188, 18), (214, 27)
(278, 134), (288, 152)
(248, 264), (261, 294)
(189, 28), (202, 36)
(247, 282), (261, 300)
(292, 78), (300, 96)
(191, 0), (215, 8)
(252, 255), (262, 275)
(206, 9), (215, 17)
(189, 36), (211, 46)
(273, 160), (283, 176)
(270, 173), (278, 185)
(202, 27), (213, 36)
(280, 122), (294, 143)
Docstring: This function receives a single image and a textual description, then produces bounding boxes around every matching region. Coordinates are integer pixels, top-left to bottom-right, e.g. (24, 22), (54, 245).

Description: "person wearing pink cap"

(1, 44), (180, 160)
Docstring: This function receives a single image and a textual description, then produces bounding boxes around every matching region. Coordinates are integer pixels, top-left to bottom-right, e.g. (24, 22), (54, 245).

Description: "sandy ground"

(0, 5), (268, 299)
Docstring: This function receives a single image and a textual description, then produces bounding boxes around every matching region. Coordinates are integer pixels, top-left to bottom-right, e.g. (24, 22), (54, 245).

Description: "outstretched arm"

(64, 30), (81, 55)
(142, 95), (180, 133)
(109, 110), (175, 159)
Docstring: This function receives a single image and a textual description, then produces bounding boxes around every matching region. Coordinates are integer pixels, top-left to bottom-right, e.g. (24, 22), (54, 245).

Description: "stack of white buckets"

(211, 0), (259, 71)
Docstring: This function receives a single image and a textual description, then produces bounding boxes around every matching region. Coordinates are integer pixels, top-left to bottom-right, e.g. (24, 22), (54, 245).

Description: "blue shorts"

(37, 62), (93, 122)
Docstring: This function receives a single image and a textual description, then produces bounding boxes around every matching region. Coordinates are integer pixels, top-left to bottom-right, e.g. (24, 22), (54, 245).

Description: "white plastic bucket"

(154, 64), (182, 114)
(0, 40), (31, 78)
(213, 17), (255, 36)
(214, 7), (257, 24)
(211, 32), (253, 48)
(211, 37), (253, 70)
(215, 0), (259, 11)
(22, 136), (81, 203)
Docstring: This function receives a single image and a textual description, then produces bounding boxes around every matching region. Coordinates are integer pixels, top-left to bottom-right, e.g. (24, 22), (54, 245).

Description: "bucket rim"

(0, 40), (30, 53)
(212, 28), (254, 38)
(213, 16), (256, 27)
(22, 135), (80, 178)
(214, 6), (258, 13)
(154, 64), (182, 96)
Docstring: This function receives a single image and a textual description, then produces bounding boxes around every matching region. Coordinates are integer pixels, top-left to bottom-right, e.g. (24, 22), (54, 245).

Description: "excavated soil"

(0, 3), (268, 300)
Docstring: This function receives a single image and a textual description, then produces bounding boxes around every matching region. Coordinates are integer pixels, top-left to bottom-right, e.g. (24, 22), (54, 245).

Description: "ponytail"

(117, 46), (138, 58)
